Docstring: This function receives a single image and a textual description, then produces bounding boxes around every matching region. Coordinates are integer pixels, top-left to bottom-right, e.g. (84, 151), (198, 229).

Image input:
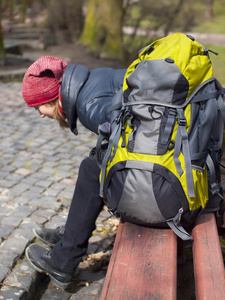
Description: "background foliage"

(1, 0), (225, 83)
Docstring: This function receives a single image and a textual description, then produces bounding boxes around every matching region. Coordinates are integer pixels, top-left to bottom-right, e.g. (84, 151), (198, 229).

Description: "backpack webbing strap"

(173, 124), (183, 176)
(217, 94), (225, 126)
(191, 91), (220, 103)
(96, 122), (111, 168)
(96, 134), (105, 168)
(206, 154), (217, 188)
(161, 109), (176, 145)
(127, 116), (137, 147)
(174, 109), (195, 198)
(167, 208), (193, 241)
(99, 121), (122, 198)
(207, 153), (225, 194)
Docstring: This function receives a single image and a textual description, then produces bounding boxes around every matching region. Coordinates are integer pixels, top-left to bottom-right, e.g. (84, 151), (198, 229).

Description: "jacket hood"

(60, 64), (89, 135)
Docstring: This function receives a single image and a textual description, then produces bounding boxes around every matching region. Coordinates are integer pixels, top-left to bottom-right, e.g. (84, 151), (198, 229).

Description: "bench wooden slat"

(192, 213), (225, 300)
(100, 221), (177, 300)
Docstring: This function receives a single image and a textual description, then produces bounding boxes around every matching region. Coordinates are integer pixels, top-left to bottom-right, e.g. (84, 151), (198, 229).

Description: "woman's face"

(35, 103), (55, 119)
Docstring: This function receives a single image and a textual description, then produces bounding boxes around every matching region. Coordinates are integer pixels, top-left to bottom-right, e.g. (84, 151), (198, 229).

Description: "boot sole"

(48, 274), (73, 290)
(32, 228), (55, 247)
(25, 246), (72, 290)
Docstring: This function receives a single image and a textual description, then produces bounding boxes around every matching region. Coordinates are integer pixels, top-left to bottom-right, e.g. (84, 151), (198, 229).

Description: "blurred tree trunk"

(21, 0), (26, 23)
(9, 0), (14, 21)
(164, 0), (185, 35)
(79, 0), (124, 61)
(48, 0), (83, 42)
(0, 0), (6, 64)
(205, 0), (214, 20)
(65, 0), (83, 40)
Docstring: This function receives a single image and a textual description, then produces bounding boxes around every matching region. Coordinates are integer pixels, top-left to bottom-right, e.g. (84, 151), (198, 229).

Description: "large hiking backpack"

(97, 32), (225, 240)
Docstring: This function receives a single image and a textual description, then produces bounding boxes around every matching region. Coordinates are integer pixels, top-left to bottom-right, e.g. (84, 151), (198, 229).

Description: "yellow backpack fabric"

(98, 33), (225, 240)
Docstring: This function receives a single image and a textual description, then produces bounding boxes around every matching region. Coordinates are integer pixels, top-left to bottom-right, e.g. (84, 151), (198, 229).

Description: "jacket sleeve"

(77, 68), (126, 134)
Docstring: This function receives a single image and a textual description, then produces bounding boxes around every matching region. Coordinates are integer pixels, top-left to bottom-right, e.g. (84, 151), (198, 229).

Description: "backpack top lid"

(123, 32), (213, 107)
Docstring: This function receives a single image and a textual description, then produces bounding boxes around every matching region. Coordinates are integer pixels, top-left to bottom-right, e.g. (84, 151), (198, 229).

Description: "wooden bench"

(100, 222), (177, 299)
(192, 213), (225, 300)
(100, 213), (225, 300)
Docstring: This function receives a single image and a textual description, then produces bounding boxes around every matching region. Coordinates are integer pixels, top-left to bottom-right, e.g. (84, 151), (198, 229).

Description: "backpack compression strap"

(99, 118), (123, 198)
(174, 108), (195, 198)
(167, 208), (193, 241)
(217, 94), (225, 126)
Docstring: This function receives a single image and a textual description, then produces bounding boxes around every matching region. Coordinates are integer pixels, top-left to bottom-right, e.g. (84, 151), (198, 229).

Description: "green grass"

(194, 15), (225, 35)
(205, 44), (225, 85)
(193, 1), (225, 34)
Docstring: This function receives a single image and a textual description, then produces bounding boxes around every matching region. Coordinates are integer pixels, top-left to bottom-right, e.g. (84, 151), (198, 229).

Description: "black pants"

(51, 154), (104, 273)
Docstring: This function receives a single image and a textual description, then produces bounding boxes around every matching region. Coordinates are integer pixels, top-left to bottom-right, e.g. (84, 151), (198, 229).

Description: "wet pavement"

(0, 81), (118, 299)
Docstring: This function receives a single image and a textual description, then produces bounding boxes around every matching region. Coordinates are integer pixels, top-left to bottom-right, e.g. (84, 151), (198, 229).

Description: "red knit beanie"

(22, 56), (68, 106)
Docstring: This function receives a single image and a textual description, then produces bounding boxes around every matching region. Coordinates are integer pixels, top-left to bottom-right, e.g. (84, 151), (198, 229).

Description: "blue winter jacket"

(60, 64), (126, 135)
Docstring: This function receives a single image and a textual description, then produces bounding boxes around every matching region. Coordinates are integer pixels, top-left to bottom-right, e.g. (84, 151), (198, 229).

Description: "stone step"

(5, 32), (49, 40)
(6, 23), (49, 33)
(3, 24), (54, 49)
(10, 26), (49, 33)
(4, 37), (53, 51)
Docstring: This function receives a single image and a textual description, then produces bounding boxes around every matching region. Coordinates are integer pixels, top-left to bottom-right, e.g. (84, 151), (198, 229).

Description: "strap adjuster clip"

(178, 118), (186, 126)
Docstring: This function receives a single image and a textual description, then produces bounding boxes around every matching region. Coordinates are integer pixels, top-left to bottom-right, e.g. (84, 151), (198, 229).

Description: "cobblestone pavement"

(0, 81), (118, 299)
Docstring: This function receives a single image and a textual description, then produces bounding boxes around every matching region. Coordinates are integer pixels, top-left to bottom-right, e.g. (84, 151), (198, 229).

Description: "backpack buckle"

(211, 182), (220, 195)
(168, 108), (177, 116)
(168, 140), (175, 150)
(178, 118), (187, 126)
(177, 108), (187, 126)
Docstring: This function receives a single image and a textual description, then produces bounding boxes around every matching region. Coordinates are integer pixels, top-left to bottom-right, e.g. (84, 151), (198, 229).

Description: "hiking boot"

(33, 225), (65, 247)
(26, 243), (73, 289)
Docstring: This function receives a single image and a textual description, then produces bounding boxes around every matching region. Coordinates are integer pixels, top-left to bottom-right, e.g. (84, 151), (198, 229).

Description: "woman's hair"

(48, 98), (69, 129)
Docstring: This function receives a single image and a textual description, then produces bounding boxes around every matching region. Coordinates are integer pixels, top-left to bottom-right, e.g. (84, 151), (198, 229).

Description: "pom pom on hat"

(22, 56), (68, 106)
